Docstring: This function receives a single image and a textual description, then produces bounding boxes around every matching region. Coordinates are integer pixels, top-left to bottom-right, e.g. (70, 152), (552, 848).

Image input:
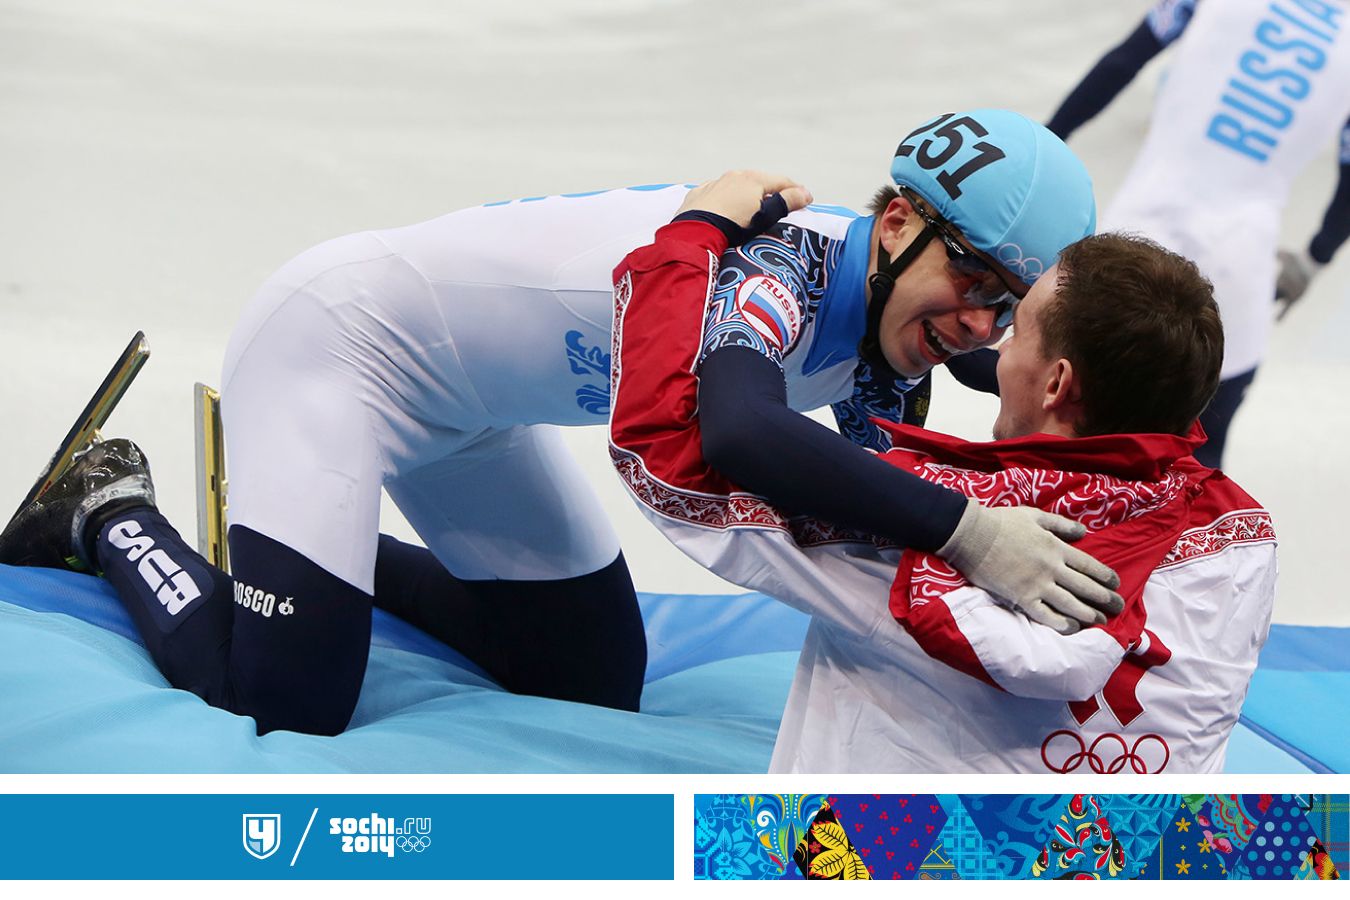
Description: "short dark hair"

(868, 184), (899, 216)
(1041, 233), (1223, 438)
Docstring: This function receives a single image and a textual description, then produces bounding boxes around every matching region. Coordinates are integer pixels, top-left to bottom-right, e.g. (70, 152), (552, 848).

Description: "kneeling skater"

(0, 110), (1121, 736)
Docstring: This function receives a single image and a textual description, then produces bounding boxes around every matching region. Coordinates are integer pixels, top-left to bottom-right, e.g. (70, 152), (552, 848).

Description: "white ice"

(2, 0), (1345, 626)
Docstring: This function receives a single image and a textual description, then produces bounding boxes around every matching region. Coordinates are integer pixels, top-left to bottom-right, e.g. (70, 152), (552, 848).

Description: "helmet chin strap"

(859, 222), (938, 370)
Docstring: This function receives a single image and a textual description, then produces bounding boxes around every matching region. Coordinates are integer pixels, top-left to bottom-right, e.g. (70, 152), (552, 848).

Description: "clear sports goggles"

(900, 188), (1024, 328)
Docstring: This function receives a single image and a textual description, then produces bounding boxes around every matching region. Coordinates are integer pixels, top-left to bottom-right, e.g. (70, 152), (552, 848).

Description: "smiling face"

(872, 196), (1020, 379)
(992, 262), (1063, 441)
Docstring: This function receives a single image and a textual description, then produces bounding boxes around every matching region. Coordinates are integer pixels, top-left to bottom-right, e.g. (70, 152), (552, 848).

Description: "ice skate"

(0, 438), (156, 572)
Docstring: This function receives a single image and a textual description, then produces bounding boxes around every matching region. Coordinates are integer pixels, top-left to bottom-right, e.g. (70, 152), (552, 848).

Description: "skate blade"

(10, 332), (150, 521)
(193, 382), (229, 572)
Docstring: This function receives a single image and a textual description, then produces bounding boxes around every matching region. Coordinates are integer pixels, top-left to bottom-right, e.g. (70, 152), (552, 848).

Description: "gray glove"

(938, 498), (1124, 635)
(1275, 247), (1323, 320)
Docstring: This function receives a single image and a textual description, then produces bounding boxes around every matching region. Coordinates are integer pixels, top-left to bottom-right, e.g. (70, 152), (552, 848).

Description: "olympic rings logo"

(396, 835), (432, 853)
(995, 242), (1044, 283)
(1040, 731), (1171, 774)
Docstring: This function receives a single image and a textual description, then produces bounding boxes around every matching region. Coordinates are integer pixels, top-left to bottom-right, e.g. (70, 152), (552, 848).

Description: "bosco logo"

(233, 581), (295, 618)
(734, 275), (802, 352)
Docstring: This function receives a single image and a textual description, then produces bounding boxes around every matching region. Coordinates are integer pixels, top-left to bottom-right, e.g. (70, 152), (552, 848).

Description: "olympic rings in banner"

(395, 835), (432, 853)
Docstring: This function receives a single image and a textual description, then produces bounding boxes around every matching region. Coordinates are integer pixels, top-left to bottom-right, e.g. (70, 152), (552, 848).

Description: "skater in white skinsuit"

(1, 111), (1126, 737)
(221, 186), (706, 594)
(1048, 0), (1350, 467)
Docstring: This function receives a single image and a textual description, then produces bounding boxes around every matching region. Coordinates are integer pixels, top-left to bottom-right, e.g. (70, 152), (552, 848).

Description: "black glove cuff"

(672, 193), (791, 246)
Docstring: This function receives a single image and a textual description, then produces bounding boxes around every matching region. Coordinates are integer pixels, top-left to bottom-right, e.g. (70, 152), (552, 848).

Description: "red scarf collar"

(874, 420), (1208, 483)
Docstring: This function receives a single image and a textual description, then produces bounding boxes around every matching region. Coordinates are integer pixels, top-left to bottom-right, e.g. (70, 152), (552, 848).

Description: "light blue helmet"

(889, 109), (1096, 287)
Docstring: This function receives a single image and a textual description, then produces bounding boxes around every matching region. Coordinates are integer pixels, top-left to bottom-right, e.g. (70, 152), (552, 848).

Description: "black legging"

(372, 534), (646, 713)
(96, 511), (646, 737)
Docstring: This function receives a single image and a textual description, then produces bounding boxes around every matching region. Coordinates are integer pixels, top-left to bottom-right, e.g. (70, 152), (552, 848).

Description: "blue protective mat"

(0, 566), (802, 773)
(1232, 624), (1350, 775)
(0, 564), (1341, 773)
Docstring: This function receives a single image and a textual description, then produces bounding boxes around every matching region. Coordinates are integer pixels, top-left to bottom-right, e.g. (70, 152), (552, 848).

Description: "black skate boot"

(0, 438), (156, 572)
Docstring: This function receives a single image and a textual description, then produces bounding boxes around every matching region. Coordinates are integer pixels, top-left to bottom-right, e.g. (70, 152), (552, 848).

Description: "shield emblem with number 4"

(243, 813), (282, 860)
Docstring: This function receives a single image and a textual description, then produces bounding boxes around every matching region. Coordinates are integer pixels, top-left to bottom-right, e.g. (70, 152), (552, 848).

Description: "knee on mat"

(227, 633), (370, 736)
(245, 691), (360, 738)
(226, 525), (374, 736)
(500, 553), (648, 712)
(500, 644), (645, 713)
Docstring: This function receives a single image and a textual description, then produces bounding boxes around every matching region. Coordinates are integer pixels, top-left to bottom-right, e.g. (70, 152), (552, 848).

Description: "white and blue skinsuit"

(91, 183), (955, 736)
(222, 185), (927, 594)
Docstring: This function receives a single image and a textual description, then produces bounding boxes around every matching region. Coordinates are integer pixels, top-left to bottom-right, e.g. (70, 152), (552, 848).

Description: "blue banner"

(0, 794), (672, 880)
(695, 793), (1346, 881)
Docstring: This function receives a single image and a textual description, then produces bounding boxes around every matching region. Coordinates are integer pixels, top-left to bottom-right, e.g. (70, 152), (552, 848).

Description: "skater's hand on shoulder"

(673, 170), (814, 245)
(938, 499), (1124, 635)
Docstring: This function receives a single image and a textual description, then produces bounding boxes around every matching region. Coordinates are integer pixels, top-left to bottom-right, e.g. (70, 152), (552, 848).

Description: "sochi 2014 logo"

(329, 814), (432, 858)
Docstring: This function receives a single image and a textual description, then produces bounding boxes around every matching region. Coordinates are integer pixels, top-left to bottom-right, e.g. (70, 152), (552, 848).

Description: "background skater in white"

(1046, 0), (1350, 467)
(0, 111), (1123, 736)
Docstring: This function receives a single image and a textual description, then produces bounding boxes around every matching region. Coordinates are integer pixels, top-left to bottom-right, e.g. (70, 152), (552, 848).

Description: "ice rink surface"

(1, 0), (1346, 625)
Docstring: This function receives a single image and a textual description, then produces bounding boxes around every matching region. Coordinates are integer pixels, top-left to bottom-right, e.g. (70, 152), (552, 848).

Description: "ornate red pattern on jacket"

(907, 464), (1190, 607)
(611, 447), (789, 530)
(918, 463), (1188, 530)
(611, 445), (890, 546)
(1158, 510), (1275, 568)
